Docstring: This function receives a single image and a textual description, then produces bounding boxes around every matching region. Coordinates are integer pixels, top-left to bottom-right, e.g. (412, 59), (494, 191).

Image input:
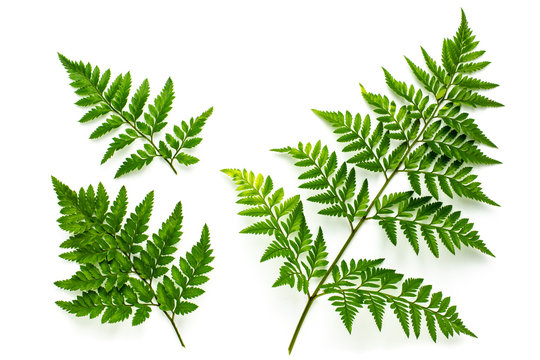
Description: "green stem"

(121, 250), (185, 347)
(288, 170), (395, 353)
(164, 311), (186, 347)
(288, 296), (315, 354)
(167, 161), (178, 175)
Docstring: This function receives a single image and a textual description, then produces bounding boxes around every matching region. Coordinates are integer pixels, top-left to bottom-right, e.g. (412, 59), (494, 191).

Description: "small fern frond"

(402, 146), (498, 206)
(312, 110), (391, 174)
(58, 54), (212, 177)
(273, 141), (360, 223)
(439, 104), (496, 147)
(52, 177), (213, 347)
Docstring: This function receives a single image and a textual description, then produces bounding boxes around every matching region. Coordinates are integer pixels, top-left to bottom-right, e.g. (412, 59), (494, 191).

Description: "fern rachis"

(224, 10), (500, 353)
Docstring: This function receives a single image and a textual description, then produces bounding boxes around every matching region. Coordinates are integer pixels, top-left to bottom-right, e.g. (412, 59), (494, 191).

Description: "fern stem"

(167, 161), (178, 174)
(288, 295), (315, 354)
(288, 91), (451, 353)
(163, 311), (186, 347)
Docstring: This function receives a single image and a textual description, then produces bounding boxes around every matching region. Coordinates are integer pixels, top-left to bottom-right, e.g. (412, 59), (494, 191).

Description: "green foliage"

(309, 8), (500, 250)
(58, 54), (212, 177)
(52, 177), (213, 346)
(222, 169), (328, 295)
(373, 193), (493, 257)
(273, 141), (369, 224)
(323, 260), (475, 340)
(224, 10), (498, 353)
(402, 143), (498, 206)
(311, 110), (397, 174)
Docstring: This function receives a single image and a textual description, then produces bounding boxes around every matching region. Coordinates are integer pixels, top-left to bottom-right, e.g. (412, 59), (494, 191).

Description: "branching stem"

(287, 84), (452, 354)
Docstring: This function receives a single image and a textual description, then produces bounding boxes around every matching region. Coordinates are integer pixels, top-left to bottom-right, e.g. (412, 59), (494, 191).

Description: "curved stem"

(163, 311), (186, 347)
(167, 161), (178, 174)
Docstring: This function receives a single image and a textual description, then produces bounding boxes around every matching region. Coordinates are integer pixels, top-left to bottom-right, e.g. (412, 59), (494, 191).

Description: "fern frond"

(162, 224), (214, 315)
(224, 10), (499, 354)
(420, 120), (499, 164)
(439, 104), (496, 147)
(323, 259), (476, 340)
(52, 178), (213, 347)
(58, 54), (212, 177)
(402, 147), (498, 206)
(381, 68), (437, 120)
(404, 56), (444, 96)
(312, 110), (390, 174)
(304, 228), (329, 280)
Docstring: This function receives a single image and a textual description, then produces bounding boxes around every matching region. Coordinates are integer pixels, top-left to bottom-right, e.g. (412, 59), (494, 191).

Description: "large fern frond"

(224, 10), (499, 354)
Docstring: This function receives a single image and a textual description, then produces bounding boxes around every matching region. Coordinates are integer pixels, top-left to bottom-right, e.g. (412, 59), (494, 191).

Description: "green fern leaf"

(374, 196), (493, 257)
(323, 261), (475, 340)
(53, 179), (213, 347)
(59, 54), (212, 176)
(439, 105), (496, 147)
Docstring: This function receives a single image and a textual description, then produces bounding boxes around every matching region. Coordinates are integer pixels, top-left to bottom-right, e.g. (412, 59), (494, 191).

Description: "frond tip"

(223, 168), (329, 294)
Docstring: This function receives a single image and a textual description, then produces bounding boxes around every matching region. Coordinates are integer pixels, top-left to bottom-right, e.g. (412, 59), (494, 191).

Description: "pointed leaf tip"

(359, 83), (367, 93)
(270, 147), (290, 153)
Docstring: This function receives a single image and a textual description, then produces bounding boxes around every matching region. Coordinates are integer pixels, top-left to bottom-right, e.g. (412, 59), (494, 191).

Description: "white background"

(1, 0), (538, 358)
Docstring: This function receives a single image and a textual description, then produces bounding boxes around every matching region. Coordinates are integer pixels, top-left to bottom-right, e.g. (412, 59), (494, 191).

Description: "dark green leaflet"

(52, 177), (214, 347)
